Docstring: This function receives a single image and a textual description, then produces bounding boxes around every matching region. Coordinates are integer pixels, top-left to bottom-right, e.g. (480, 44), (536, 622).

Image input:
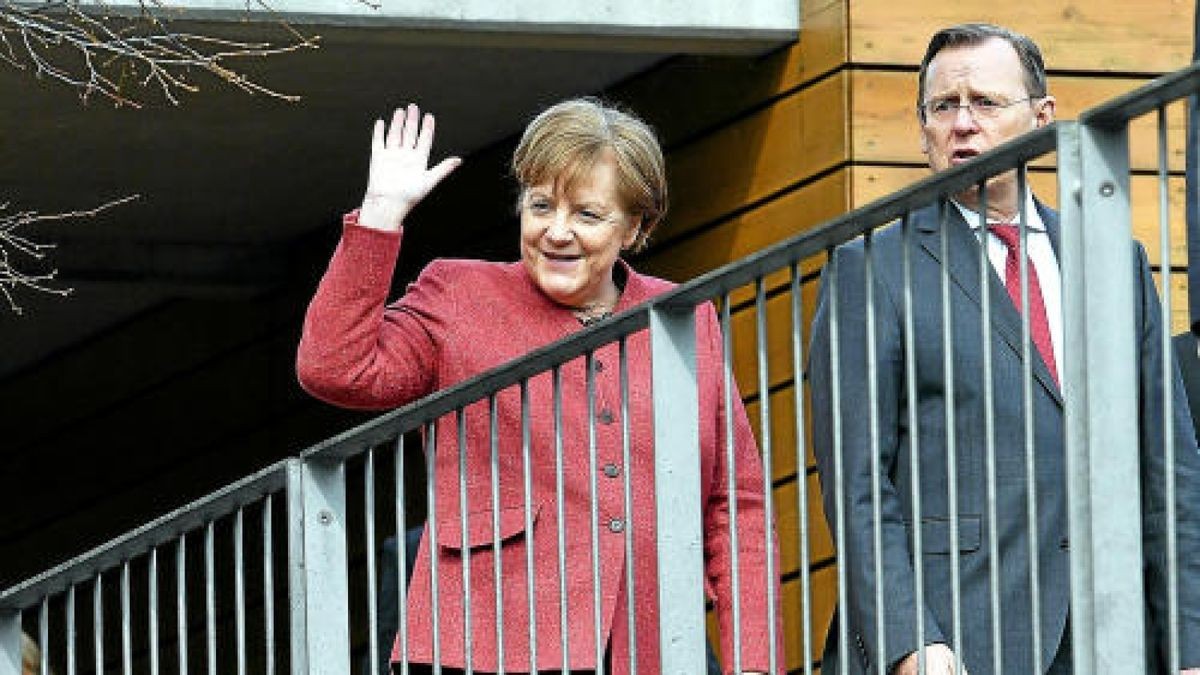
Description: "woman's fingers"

(371, 118), (385, 152)
(385, 107), (406, 148)
(427, 156), (462, 188)
(400, 103), (420, 149)
(416, 112), (436, 156)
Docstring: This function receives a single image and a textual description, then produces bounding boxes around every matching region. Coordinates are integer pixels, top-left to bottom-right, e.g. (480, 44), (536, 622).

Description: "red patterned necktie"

(989, 224), (1059, 386)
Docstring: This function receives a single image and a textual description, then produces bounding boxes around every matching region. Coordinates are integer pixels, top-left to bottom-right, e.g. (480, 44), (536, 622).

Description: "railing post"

(286, 457), (351, 675)
(1058, 120), (1147, 674)
(649, 304), (707, 674)
(0, 610), (19, 675)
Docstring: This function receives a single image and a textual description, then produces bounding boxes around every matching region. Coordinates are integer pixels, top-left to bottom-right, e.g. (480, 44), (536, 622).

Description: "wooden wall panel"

(641, 171), (847, 283)
(745, 383), (818, 482)
(847, 0), (1194, 72)
(850, 70), (1190, 172)
(776, 471), (836, 574)
(1155, 271), (1192, 335)
(706, 564), (838, 674)
(662, 73), (849, 239)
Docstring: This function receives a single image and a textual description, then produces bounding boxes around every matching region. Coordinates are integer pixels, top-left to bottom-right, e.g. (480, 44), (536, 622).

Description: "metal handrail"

(0, 460), (289, 610)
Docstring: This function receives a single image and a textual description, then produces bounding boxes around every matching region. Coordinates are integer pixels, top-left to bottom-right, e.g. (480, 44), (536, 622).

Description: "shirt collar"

(953, 190), (1046, 233)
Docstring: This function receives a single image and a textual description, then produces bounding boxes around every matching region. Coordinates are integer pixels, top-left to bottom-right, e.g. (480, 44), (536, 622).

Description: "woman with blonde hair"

(298, 98), (782, 674)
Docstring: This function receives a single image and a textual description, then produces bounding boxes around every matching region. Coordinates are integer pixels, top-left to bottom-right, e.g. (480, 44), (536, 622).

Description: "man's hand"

(893, 643), (968, 675)
(358, 103), (461, 232)
(1180, 669), (1200, 674)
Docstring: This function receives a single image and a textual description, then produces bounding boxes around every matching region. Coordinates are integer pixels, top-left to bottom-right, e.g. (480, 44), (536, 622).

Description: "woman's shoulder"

(416, 258), (521, 284)
(622, 263), (676, 301)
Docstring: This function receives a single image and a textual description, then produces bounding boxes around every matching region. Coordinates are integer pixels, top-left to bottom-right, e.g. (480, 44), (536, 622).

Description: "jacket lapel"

(914, 201), (1063, 406)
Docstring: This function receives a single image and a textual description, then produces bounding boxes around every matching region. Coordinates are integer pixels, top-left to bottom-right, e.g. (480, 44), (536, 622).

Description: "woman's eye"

(577, 210), (604, 225)
(528, 201), (551, 214)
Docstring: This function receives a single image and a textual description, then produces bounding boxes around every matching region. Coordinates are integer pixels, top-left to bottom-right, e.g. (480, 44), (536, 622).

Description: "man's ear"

(1035, 95), (1057, 129)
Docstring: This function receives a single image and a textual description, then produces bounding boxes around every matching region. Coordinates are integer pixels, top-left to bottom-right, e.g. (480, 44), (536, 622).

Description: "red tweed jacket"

(297, 215), (783, 674)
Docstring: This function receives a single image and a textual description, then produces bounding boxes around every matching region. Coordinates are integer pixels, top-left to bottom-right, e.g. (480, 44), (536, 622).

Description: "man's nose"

(950, 104), (980, 131)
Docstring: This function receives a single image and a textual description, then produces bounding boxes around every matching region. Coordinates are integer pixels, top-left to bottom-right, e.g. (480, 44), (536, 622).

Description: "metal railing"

(2, 61), (1198, 675)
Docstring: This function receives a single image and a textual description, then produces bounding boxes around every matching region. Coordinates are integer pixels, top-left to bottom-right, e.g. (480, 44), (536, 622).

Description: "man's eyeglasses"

(919, 95), (1037, 122)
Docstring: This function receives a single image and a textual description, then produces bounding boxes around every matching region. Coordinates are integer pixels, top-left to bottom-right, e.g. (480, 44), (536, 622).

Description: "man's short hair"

(916, 23), (1049, 122)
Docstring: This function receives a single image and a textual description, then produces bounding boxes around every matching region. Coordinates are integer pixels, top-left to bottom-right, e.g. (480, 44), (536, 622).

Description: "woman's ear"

(622, 216), (643, 250)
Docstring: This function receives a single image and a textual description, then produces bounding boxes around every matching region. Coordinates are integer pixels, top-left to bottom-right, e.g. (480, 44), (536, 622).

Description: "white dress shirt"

(954, 193), (1063, 380)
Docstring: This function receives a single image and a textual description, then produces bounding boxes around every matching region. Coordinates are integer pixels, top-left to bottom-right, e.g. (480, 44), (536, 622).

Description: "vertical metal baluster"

(1157, 103), (1181, 675)
(94, 573), (103, 675)
(1016, 167), (1044, 675)
(263, 495), (275, 675)
(205, 521), (216, 675)
(456, 409), (474, 675)
(719, 292), (744, 673)
(618, 338), (637, 675)
(902, 207), (926, 667)
(978, 181), (1004, 675)
(235, 508), (246, 675)
(365, 449), (380, 675)
(67, 584), (76, 675)
(488, 395), (506, 675)
(39, 596), (48, 675)
(585, 351), (605, 673)
(150, 548), (160, 675)
(790, 262), (814, 675)
(519, 381), (539, 674)
(826, 248), (850, 675)
(177, 534), (188, 675)
(394, 435), (409, 675)
(424, 421), (442, 673)
(754, 276), (780, 674)
(552, 366), (571, 674)
(939, 199), (965, 671)
(0, 610), (20, 675)
(863, 231), (887, 672)
(901, 211), (927, 674)
(121, 561), (132, 675)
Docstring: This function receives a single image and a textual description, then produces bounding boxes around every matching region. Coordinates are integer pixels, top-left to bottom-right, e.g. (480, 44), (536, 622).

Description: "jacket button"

(598, 409), (615, 425)
(603, 463), (620, 478)
(608, 518), (624, 533)
(1059, 537), (1069, 551)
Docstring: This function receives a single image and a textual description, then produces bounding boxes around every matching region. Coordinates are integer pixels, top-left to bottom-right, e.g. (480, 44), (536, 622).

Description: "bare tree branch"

(0, 0), (319, 107)
(0, 194), (138, 314)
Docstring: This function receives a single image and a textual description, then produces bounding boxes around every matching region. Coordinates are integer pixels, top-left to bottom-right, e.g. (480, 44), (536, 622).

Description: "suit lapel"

(914, 201), (1063, 406)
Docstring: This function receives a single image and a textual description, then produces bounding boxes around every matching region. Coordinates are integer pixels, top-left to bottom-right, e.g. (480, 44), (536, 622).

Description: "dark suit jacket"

(808, 202), (1200, 674)
(1172, 332), (1200, 435)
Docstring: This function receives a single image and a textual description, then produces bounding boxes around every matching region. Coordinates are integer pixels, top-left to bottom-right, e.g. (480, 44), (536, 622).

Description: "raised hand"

(358, 103), (462, 232)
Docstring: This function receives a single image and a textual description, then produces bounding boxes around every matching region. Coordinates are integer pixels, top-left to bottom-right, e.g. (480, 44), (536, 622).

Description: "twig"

(0, 194), (138, 314)
(1, 0), (320, 107)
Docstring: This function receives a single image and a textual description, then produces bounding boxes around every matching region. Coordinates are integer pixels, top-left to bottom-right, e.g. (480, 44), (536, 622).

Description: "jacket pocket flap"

(905, 515), (982, 554)
(437, 502), (540, 551)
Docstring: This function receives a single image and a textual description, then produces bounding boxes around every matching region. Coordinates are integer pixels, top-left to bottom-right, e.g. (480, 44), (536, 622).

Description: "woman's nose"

(545, 211), (573, 241)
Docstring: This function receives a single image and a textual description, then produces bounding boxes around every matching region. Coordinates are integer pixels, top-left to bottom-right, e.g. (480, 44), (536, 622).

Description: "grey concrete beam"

(67, 0), (801, 54)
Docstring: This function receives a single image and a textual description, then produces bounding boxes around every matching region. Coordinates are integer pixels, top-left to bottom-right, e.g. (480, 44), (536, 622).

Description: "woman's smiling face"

(519, 151), (640, 310)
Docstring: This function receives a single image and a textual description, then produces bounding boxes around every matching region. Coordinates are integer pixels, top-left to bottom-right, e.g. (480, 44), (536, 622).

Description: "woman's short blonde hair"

(512, 98), (667, 252)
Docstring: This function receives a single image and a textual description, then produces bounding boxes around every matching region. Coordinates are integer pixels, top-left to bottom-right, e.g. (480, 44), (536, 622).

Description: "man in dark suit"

(809, 23), (1200, 675)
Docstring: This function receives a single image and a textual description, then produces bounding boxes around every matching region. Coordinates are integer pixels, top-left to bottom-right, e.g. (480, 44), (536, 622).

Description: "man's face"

(919, 37), (1055, 175)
